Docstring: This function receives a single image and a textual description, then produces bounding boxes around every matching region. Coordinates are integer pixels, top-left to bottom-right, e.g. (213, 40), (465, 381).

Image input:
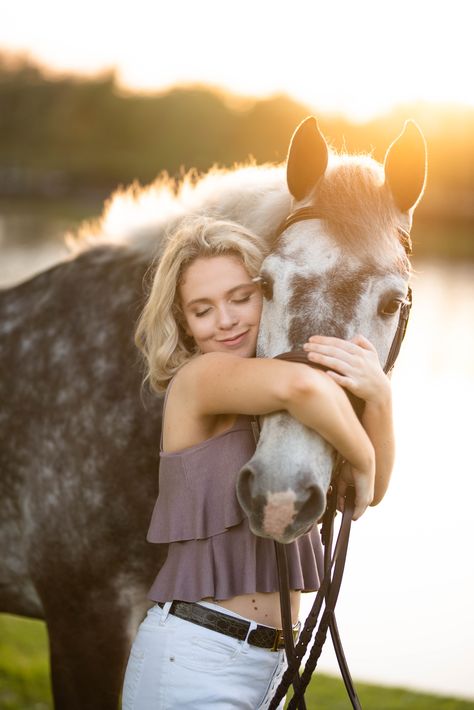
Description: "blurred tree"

(0, 53), (472, 257)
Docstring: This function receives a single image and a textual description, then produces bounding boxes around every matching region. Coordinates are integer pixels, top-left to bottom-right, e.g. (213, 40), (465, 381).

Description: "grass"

(0, 615), (52, 710)
(1, 614), (473, 710)
(288, 675), (474, 709)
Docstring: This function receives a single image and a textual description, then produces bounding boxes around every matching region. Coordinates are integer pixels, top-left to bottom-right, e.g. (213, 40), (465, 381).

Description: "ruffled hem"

(147, 424), (256, 543)
(147, 520), (323, 603)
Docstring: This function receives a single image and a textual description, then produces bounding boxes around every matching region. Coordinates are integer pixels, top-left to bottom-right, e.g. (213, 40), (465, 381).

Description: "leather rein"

(265, 207), (412, 709)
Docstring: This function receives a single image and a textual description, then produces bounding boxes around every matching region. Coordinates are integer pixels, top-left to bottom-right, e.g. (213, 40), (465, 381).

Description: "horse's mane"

(69, 161), (291, 259)
(69, 152), (405, 270)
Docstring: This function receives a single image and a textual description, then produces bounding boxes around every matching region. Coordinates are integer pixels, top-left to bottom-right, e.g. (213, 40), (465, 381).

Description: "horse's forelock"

(312, 154), (409, 273)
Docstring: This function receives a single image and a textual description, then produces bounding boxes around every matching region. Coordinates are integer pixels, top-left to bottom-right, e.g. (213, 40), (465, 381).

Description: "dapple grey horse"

(0, 116), (426, 708)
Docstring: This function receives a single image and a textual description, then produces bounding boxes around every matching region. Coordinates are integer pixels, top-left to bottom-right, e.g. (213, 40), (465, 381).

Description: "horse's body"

(0, 117), (426, 708)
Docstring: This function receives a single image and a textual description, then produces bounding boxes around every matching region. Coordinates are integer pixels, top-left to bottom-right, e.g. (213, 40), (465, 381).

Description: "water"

(301, 260), (474, 700)
(0, 203), (91, 287)
(1, 216), (473, 700)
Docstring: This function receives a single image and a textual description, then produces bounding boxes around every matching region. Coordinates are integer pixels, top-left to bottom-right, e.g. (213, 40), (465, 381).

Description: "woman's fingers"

(337, 461), (374, 521)
(307, 333), (378, 357)
(305, 334), (386, 402)
(350, 333), (377, 352)
(304, 337), (372, 366)
(303, 341), (362, 373)
(352, 482), (374, 520)
(336, 477), (348, 514)
(308, 335), (360, 354)
(306, 350), (355, 373)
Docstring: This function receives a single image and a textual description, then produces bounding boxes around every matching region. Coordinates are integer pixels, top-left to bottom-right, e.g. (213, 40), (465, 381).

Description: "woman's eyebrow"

(186, 283), (255, 307)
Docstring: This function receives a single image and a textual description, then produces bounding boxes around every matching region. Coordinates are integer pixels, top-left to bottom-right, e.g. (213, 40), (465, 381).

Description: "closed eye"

(195, 308), (211, 318)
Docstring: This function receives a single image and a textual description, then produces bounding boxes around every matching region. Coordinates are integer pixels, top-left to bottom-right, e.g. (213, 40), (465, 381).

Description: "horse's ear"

(384, 120), (427, 212)
(287, 116), (328, 201)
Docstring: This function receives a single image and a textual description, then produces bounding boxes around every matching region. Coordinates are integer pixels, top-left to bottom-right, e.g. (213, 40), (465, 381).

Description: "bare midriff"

(202, 589), (301, 628)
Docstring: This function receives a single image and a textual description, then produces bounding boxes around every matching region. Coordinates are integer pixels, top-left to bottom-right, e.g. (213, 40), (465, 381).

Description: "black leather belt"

(157, 600), (298, 651)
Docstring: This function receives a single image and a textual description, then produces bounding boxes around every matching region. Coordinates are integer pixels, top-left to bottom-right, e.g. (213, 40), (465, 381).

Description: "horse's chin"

(247, 516), (317, 544)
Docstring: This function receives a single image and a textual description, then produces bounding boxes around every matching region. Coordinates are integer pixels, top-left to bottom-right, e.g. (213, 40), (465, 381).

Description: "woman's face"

(179, 255), (262, 358)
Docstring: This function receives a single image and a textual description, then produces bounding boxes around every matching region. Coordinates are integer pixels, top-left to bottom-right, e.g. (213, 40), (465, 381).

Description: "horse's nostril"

(298, 485), (326, 526)
(236, 466), (254, 512)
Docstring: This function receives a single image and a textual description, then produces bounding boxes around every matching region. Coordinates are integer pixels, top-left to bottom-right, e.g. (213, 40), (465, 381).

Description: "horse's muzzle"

(237, 460), (327, 543)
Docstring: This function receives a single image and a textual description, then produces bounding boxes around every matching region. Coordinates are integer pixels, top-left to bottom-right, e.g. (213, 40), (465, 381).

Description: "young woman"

(121, 216), (394, 709)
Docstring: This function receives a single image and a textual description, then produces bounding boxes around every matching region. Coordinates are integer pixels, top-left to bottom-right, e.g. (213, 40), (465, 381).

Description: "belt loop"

(159, 601), (173, 625)
(242, 619), (258, 654)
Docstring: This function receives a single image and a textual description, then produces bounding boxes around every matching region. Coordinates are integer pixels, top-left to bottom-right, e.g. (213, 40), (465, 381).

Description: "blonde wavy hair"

(135, 216), (268, 392)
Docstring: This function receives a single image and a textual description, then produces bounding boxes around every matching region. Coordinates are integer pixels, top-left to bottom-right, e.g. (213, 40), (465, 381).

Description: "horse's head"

(237, 116), (427, 543)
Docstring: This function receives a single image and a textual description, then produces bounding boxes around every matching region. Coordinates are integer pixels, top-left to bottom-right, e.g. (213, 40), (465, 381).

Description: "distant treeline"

(0, 54), (473, 255)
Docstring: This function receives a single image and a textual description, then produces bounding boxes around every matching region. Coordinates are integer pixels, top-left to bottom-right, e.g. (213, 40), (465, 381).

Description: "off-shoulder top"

(146, 387), (323, 602)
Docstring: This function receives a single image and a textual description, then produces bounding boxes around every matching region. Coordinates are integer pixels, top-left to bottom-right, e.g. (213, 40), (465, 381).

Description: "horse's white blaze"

(278, 222), (342, 267)
(255, 413), (334, 487)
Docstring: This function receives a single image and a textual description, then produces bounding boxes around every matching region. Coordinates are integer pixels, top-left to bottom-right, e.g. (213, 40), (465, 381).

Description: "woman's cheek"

(251, 296), (263, 324)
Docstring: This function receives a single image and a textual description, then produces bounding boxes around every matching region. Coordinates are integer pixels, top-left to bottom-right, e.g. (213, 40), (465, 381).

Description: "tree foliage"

(0, 53), (472, 233)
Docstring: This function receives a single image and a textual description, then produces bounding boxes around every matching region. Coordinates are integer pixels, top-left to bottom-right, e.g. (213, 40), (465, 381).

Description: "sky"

(0, 0), (473, 121)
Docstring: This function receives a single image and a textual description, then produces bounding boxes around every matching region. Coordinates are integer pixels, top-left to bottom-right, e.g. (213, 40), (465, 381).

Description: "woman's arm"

(174, 353), (375, 518)
(303, 333), (395, 506)
(360, 386), (394, 504)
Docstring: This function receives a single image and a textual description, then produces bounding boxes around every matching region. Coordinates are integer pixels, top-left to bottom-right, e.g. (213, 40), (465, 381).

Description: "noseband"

(267, 208), (413, 710)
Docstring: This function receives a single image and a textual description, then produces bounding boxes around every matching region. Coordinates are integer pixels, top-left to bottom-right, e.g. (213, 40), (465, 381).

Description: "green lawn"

(1, 614), (473, 710)
(0, 615), (52, 709)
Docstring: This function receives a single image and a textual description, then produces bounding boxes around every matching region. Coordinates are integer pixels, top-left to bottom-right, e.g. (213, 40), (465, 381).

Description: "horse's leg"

(43, 587), (148, 710)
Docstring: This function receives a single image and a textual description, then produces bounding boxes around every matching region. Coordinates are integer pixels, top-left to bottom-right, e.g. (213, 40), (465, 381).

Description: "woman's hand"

(304, 334), (395, 510)
(336, 459), (375, 520)
(303, 334), (390, 405)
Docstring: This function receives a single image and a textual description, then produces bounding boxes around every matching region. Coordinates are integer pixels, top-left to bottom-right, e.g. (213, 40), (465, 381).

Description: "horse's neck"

(198, 166), (291, 239)
(94, 165), (291, 259)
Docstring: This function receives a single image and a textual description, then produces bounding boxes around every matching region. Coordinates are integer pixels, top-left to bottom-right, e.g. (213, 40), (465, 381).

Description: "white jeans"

(121, 601), (287, 709)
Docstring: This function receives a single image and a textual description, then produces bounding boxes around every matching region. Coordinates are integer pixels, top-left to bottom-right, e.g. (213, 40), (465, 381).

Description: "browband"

(275, 207), (412, 255)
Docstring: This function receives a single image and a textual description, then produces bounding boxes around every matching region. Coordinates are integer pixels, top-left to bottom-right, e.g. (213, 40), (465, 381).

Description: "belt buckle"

(271, 622), (300, 651)
(271, 629), (284, 652)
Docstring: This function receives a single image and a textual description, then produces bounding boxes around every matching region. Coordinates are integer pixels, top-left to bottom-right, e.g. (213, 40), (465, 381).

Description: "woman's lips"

(217, 331), (249, 347)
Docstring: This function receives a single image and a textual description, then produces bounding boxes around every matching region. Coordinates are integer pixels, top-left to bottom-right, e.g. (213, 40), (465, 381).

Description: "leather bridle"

(264, 207), (413, 709)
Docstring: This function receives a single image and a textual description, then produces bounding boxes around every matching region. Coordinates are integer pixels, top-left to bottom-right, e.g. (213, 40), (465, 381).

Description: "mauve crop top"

(146, 388), (323, 603)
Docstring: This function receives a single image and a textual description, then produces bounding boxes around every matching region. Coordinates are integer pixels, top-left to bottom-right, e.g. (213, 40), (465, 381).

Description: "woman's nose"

(217, 305), (238, 329)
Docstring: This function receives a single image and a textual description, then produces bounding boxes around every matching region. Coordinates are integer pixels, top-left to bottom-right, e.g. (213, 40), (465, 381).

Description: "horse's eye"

(256, 273), (274, 300)
(380, 298), (402, 316)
